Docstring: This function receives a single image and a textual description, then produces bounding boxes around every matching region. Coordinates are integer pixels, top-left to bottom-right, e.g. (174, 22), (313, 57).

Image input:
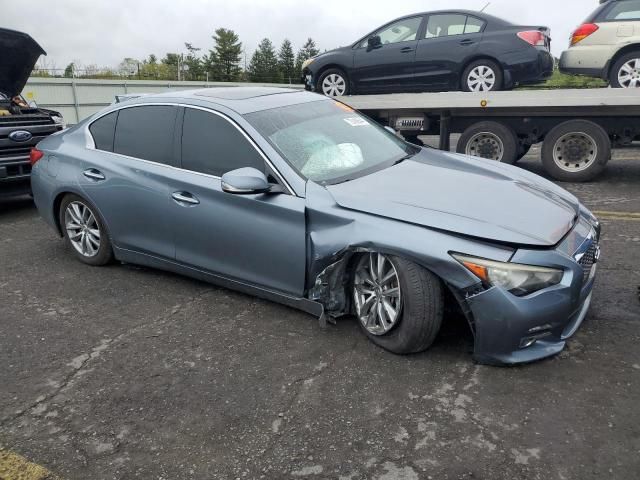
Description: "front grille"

(577, 243), (598, 283)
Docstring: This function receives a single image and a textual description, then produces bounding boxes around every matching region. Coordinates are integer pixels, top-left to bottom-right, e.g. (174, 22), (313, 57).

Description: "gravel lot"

(1, 145), (639, 480)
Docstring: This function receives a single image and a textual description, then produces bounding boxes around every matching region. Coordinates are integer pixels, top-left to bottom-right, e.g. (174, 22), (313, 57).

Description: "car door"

(80, 105), (180, 259)
(171, 106), (306, 296)
(352, 16), (425, 93)
(414, 14), (484, 90)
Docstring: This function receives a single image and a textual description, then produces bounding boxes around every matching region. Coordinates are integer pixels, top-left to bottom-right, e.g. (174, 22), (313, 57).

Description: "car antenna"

(480, 2), (491, 12)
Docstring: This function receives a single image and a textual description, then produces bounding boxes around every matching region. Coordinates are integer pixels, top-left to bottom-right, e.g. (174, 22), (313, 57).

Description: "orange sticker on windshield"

(334, 101), (354, 112)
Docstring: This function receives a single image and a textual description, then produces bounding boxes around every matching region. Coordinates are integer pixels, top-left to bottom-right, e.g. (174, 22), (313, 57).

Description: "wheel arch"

(606, 43), (640, 78)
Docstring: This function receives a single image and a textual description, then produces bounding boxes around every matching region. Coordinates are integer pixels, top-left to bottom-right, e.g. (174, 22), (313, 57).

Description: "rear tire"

(353, 253), (443, 355)
(541, 120), (610, 182)
(316, 68), (350, 96)
(59, 194), (113, 266)
(457, 121), (519, 164)
(609, 51), (640, 88)
(461, 59), (504, 92)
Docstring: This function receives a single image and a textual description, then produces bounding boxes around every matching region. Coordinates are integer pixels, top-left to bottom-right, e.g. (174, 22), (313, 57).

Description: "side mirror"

(221, 167), (272, 195)
(28, 100), (38, 108)
(367, 35), (382, 49)
(384, 126), (396, 135)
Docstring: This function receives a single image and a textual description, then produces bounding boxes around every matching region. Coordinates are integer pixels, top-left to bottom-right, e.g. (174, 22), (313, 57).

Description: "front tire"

(316, 68), (350, 97)
(353, 253), (443, 355)
(59, 194), (113, 266)
(541, 120), (610, 182)
(461, 59), (503, 92)
(609, 51), (640, 88)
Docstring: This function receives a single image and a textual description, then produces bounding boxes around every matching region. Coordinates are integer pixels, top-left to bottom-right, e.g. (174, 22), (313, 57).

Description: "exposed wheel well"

(52, 192), (70, 237)
(607, 44), (640, 77)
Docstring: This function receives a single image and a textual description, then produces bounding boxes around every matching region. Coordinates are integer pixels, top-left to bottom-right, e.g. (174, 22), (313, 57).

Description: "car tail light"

(30, 147), (44, 165)
(517, 30), (546, 47)
(570, 23), (599, 46)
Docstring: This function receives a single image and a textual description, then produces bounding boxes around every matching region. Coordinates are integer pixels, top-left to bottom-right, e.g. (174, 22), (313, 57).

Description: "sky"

(5, 0), (599, 72)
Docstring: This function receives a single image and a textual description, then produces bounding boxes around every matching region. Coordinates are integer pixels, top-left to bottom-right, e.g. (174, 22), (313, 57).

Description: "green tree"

(278, 39), (296, 84)
(206, 28), (243, 82)
(63, 62), (75, 78)
(161, 53), (180, 80)
(183, 43), (203, 81)
(248, 38), (282, 83)
(295, 38), (320, 75)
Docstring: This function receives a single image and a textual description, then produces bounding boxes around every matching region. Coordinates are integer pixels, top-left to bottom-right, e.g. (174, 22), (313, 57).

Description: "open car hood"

(326, 149), (579, 247)
(0, 28), (45, 97)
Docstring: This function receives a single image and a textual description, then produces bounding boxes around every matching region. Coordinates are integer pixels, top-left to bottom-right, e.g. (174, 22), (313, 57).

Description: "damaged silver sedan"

(30, 87), (600, 365)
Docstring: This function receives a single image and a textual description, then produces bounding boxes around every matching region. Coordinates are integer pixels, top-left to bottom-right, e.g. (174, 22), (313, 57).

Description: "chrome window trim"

(84, 102), (296, 196)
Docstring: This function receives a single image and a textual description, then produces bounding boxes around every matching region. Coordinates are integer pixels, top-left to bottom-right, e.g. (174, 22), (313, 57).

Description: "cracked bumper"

(462, 246), (598, 366)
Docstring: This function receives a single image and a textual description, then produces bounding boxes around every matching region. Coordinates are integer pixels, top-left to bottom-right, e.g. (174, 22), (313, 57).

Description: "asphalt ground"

(0, 142), (639, 480)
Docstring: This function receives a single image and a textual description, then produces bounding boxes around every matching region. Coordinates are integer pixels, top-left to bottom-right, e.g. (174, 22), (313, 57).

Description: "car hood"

(326, 149), (579, 247)
(0, 28), (45, 97)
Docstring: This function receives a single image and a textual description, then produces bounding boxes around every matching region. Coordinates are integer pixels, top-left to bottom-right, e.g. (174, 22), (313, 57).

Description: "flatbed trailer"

(340, 88), (640, 182)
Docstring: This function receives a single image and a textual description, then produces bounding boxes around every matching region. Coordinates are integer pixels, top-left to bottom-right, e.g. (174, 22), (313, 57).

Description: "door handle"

(83, 168), (105, 181)
(400, 47), (415, 53)
(171, 191), (200, 205)
(459, 39), (475, 46)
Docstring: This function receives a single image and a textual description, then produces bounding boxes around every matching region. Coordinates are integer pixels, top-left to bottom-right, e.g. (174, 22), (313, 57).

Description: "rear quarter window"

(605, 0), (640, 20)
(89, 111), (118, 152)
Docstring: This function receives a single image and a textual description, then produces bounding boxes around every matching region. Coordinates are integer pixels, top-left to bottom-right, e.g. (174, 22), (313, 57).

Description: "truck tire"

(541, 120), (610, 182)
(316, 68), (350, 96)
(609, 51), (640, 89)
(353, 253), (443, 355)
(457, 121), (519, 164)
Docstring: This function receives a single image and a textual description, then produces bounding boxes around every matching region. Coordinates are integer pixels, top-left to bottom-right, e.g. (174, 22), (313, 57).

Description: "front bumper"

(460, 213), (600, 366)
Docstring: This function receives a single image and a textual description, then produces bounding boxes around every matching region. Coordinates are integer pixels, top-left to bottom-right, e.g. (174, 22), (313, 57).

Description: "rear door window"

(605, 0), (640, 20)
(181, 108), (265, 177)
(464, 16), (486, 34)
(113, 106), (178, 165)
(89, 111), (118, 152)
(425, 14), (468, 38)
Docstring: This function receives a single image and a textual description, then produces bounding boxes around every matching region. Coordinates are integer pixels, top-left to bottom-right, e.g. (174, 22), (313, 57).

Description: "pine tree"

(248, 38), (282, 83)
(295, 38), (320, 75)
(278, 39), (296, 84)
(206, 28), (243, 82)
(183, 43), (203, 81)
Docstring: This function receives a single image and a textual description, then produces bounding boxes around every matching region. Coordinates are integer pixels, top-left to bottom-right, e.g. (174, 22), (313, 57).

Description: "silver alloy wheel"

(64, 201), (101, 257)
(465, 132), (505, 161)
(353, 253), (402, 336)
(467, 65), (496, 92)
(617, 58), (640, 88)
(321, 73), (347, 96)
(552, 132), (598, 173)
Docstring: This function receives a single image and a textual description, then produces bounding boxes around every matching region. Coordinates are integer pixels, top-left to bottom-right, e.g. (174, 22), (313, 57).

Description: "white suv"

(560, 0), (640, 87)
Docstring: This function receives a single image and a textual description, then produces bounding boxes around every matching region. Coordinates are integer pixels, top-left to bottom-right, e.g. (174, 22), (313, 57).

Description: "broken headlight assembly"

(452, 254), (563, 297)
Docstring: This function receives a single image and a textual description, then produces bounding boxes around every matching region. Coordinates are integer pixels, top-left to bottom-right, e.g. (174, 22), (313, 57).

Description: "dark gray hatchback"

(30, 87), (599, 365)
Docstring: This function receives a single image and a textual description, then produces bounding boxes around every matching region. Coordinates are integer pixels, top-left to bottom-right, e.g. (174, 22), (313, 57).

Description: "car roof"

(387, 9), (512, 26)
(132, 87), (327, 114)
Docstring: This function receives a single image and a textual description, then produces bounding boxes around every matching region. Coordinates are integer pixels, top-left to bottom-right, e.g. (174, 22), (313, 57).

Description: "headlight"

(452, 254), (563, 297)
(52, 115), (66, 129)
(301, 58), (314, 70)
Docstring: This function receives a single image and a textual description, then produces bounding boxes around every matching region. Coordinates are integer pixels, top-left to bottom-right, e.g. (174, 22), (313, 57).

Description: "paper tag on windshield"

(343, 117), (369, 127)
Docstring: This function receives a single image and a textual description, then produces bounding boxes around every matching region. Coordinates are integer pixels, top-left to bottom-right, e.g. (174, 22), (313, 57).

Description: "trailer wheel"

(457, 121), (518, 164)
(542, 120), (610, 182)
